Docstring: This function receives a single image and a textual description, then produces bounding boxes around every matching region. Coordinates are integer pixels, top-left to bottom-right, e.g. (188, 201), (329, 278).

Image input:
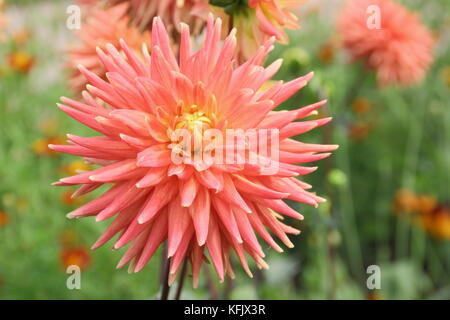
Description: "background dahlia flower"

(67, 3), (150, 93)
(51, 15), (337, 285)
(103, 0), (209, 34)
(338, 0), (434, 86)
(227, 0), (305, 61)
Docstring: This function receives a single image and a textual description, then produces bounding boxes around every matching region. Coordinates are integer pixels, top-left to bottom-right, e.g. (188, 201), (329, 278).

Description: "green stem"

(395, 93), (426, 260)
(334, 65), (366, 281)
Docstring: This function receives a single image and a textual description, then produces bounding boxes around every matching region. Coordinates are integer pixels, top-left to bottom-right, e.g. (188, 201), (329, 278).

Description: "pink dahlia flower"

(67, 3), (150, 93)
(51, 15), (337, 285)
(232, 0), (305, 61)
(338, 0), (434, 86)
(104, 0), (209, 33)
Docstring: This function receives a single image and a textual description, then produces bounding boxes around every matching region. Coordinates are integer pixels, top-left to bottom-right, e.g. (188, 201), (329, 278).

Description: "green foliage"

(209, 0), (249, 15)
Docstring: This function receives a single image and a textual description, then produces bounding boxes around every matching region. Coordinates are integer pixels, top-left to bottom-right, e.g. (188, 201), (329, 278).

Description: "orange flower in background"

(393, 189), (437, 216)
(59, 230), (92, 269)
(352, 97), (371, 115)
(60, 160), (92, 177)
(8, 51), (34, 74)
(393, 189), (419, 214)
(416, 195), (437, 216)
(32, 136), (65, 156)
(230, 0), (305, 61)
(104, 0), (209, 32)
(67, 3), (150, 93)
(0, 210), (9, 227)
(392, 189), (450, 240)
(60, 246), (92, 270)
(318, 42), (335, 65)
(421, 206), (450, 241)
(338, 0), (434, 86)
(367, 292), (382, 300)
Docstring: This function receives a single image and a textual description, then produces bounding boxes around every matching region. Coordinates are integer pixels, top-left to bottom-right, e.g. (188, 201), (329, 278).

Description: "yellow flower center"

(169, 105), (216, 166)
(175, 105), (212, 132)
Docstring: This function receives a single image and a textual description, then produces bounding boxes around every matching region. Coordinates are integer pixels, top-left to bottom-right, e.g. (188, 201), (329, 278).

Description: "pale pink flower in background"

(338, 0), (434, 86)
(67, 3), (150, 93)
(232, 0), (306, 61)
(104, 0), (210, 33)
(0, 0), (7, 42)
(51, 15), (337, 285)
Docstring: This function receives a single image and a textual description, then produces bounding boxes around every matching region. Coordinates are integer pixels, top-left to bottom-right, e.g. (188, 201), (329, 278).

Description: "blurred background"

(0, 0), (449, 299)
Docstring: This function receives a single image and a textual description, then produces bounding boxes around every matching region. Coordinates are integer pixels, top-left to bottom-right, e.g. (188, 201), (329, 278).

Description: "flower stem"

(396, 93), (426, 261)
(160, 244), (171, 300)
(175, 259), (188, 300)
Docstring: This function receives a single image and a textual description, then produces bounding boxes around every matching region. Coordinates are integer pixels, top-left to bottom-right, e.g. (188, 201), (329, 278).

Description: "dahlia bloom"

(231, 0), (305, 61)
(67, 3), (150, 93)
(51, 15), (337, 285)
(104, 0), (209, 33)
(338, 0), (434, 86)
